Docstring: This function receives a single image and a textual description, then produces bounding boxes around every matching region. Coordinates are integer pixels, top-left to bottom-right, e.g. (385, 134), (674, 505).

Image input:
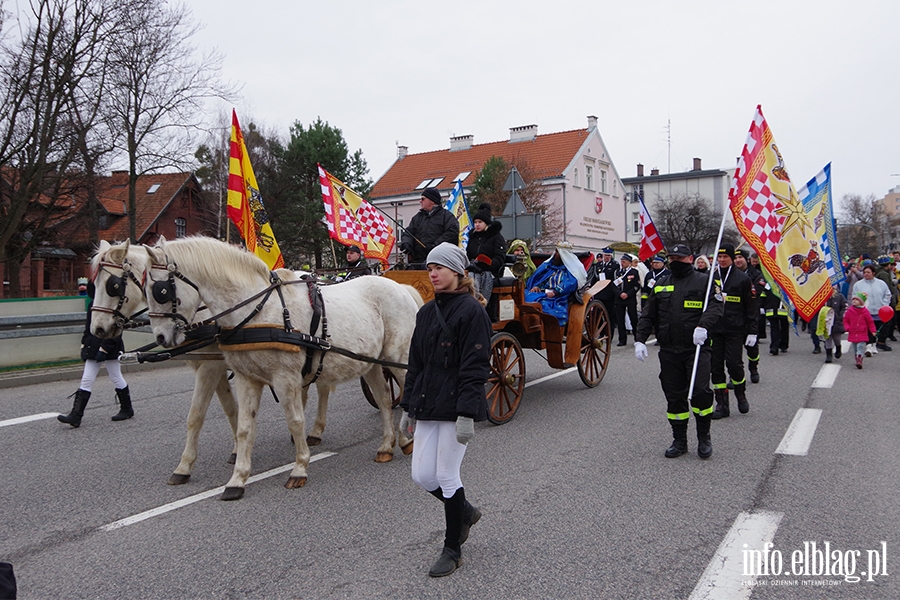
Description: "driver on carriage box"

(337, 245), (372, 281)
(399, 187), (460, 265)
(633, 243), (724, 460)
(524, 241), (587, 326)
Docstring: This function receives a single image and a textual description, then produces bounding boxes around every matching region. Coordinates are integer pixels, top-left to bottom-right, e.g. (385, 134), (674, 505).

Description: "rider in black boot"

(111, 386), (134, 421)
(429, 487), (467, 577)
(429, 488), (482, 544)
(58, 390), (91, 428)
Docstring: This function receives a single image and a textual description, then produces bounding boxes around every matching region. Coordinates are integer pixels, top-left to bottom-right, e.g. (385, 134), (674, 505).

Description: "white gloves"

(634, 342), (648, 362)
(745, 334), (758, 347)
(693, 327), (708, 345)
(456, 416), (474, 445)
(399, 413), (415, 435)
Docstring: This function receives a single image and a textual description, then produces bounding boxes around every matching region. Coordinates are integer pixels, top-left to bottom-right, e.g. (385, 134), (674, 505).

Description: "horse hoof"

(375, 451), (394, 463)
(400, 440), (414, 455)
(227, 453), (237, 465)
(221, 487), (244, 501)
(306, 436), (321, 446)
(167, 473), (190, 485)
(285, 476), (307, 489)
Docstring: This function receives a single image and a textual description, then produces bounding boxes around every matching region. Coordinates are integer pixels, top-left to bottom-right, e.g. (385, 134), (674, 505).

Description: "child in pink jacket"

(843, 291), (876, 369)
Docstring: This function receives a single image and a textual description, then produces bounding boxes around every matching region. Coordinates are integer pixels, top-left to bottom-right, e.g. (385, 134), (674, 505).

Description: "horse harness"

(91, 258), (147, 330)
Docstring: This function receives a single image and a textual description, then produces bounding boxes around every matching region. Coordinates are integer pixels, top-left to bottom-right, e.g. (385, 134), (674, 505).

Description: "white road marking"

(99, 451), (337, 532)
(689, 511), (784, 600)
(524, 367), (576, 388)
(775, 408), (823, 456)
(0, 412), (59, 428)
(811, 363), (840, 388)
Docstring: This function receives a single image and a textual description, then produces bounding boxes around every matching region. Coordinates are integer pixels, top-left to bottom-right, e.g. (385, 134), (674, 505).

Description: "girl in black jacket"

(58, 283), (133, 427)
(465, 203), (506, 304)
(400, 242), (491, 577)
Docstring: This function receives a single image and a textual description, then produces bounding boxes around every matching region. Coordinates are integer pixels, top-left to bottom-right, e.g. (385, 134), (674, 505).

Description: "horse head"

(90, 239), (149, 339)
(143, 238), (205, 348)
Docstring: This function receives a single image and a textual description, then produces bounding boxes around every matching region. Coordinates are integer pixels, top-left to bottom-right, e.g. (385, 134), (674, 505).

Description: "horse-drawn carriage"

(383, 253), (612, 424)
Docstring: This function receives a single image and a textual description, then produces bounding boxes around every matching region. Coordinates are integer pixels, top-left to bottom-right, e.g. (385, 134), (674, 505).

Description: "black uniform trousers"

(745, 339), (760, 369)
(710, 333), (746, 388)
(768, 316), (790, 353)
(658, 346), (714, 422)
(615, 300), (638, 345)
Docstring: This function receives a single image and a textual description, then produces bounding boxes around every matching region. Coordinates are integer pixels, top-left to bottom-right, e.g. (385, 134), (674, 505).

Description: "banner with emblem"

(318, 164), (394, 265)
(227, 110), (285, 269)
(445, 179), (472, 248)
(728, 105), (833, 323)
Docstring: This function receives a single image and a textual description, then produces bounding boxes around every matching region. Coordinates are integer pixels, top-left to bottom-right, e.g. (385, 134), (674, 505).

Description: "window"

(175, 217), (186, 238)
(573, 168), (579, 187)
(147, 184), (161, 194)
(585, 165), (593, 191)
(632, 212), (640, 235)
(454, 171), (471, 183)
(416, 177), (444, 190)
(601, 169), (608, 194)
(632, 184), (643, 203)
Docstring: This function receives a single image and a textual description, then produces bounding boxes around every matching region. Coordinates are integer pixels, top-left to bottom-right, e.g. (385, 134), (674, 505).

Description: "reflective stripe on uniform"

(693, 405), (714, 417)
(667, 411), (691, 421)
(726, 295), (741, 303)
(684, 300), (702, 308)
(712, 382), (728, 389)
(654, 285), (674, 292)
(732, 378), (745, 386)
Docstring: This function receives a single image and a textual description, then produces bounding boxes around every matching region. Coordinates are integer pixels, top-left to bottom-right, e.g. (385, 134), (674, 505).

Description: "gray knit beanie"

(426, 242), (467, 276)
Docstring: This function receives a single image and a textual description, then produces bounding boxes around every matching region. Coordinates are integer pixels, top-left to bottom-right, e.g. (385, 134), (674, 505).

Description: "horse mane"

(161, 236), (273, 289)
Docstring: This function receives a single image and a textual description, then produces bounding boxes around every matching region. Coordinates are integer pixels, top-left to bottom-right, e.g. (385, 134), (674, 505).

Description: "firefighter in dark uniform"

(590, 247), (619, 324)
(735, 249), (765, 383)
(642, 254), (669, 305)
(634, 244), (724, 459)
(766, 287), (791, 355)
(614, 253), (641, 346)
(709, 243), (758, 419)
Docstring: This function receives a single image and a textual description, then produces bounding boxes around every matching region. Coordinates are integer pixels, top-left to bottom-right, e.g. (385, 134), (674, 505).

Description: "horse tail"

(401, 284), (424, 310)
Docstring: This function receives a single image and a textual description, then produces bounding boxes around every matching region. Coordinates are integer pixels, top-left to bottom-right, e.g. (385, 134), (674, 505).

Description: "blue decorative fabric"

(525, 261), (579, 325)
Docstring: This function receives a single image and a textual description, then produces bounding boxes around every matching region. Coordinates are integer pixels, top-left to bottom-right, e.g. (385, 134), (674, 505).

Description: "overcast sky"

(187, 0), (900, 210)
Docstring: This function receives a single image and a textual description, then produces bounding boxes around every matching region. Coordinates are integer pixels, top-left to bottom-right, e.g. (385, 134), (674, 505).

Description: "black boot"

(111, 386), (134, 421)
(429, 488), (465, 577)
(665, 420), (688, 458)
(696, 416), (712, 459)
(749, 362), (760, 384)
(734, 383), (749, 414)
(825, 348), (833, 363)
(429, 488), (481, 545)
(834, 344), (842, 359)
(710, 389), (730, 419)
(58, 390), (90, 428)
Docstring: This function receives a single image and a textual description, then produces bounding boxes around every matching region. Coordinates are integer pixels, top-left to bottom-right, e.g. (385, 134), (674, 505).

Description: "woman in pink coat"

(843, 291), (877, 369)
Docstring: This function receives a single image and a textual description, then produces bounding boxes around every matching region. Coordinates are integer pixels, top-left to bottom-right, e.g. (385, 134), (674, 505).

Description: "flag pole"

(687, 206), (729, 401)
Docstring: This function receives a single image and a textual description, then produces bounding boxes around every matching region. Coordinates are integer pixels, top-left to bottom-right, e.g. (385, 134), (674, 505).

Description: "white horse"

(141, 236), (419, 500)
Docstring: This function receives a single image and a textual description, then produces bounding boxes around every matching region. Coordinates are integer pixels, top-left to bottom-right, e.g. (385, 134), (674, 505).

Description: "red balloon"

(878, 305), (894, 323)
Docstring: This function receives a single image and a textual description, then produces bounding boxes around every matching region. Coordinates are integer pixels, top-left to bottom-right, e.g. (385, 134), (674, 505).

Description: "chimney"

(509, 124), (538, 143)
(111, 170), (128, 186)
(650, 167), (659, 176)
(450, 134), (473, 152)
(587, 115), (598, 130)
(637, 163), (644, 177)
(397, 145), (408, 159)
(692, 157), (702, 171)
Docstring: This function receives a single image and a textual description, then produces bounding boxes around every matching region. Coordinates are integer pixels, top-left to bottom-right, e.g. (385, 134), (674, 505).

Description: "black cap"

(421, 187), (442, 204)
(668, 244), (693, 258)
(601, 246), (614, 255)
(621, 253), (634, 262)
(651, 254), (666, 263)
(734, 248), (745, 258)
(346, 245), (362, 253)
(473, 202), (493, 224)
(717, 243), (735, 260)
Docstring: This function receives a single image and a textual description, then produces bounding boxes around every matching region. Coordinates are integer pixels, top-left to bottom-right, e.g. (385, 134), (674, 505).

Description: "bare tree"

(836, 193), (883, 258)
(652, 192), (739, 256)
(104, 0), (235, 242)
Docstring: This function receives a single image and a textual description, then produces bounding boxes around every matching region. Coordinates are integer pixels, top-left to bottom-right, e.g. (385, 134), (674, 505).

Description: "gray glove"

(456, 416), (474, 445)
(399, 413), (415, 435)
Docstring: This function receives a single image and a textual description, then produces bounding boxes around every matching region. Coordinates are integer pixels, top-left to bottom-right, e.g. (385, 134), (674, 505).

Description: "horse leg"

(389, 368), (413, 455)
(363, 366), (396, 463)
(169, 361), (220, 485)
(305, 382), (332, 446)
(277, 380), (310, 489)
(221, 374), (263, 501)
(211, 364), (239, 464)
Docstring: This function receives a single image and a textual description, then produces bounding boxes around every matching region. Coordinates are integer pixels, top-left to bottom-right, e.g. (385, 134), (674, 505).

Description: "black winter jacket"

(401, 206), (460, 264)
(635, 268), (724, 350)
(401, 291), (491, 422)
(465, 221), (506, 277)
(711, 266), (758, 336)
(81, 304), (124, 361)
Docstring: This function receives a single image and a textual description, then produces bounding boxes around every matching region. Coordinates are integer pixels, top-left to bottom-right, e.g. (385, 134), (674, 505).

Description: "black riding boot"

(429, 488), (465, 577)
(734, 383), (749, 414)
(429, 488), (482, 544)
(58, 390), (91, 428)
(696, 416), (712, 459)
(710, 389), (730, 419)
(111, 386), (134, 421)
(665, 420), (688, 458)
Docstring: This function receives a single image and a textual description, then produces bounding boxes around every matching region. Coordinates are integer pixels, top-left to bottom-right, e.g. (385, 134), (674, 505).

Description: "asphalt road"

(1, 337), (898, 599)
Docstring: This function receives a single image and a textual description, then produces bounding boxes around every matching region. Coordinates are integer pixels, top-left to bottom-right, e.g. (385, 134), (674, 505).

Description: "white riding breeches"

(410, 420), (467, 498)
(80, 359), (127, 392)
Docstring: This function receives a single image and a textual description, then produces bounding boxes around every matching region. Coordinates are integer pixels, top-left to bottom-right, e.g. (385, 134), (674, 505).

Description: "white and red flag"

(638, 196), (664, 261)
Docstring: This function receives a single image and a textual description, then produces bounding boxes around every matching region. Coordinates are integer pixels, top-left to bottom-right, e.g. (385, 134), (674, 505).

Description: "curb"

(0, 359), (186, 389)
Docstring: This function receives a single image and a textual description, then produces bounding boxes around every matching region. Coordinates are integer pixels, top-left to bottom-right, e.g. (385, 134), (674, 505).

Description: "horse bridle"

(92, 258), (146, 329)
(146, 258), (204, 332)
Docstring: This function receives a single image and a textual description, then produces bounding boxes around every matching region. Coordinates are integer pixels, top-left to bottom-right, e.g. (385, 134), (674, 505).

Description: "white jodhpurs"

(79, 359), (127, 393)
(410, 420), (467, 498)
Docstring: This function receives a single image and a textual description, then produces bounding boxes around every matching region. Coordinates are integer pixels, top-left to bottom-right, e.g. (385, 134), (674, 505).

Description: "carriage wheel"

(360, 368), (402, 409)
(486, 332), (526, 425)
(577, 300), (611, 388)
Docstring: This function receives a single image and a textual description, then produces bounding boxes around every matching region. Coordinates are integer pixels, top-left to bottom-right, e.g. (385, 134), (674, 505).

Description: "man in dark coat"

(400, 187), (460, 265)
(614, 253), (641, 346)
(589, 247), (619, 321)
(340, 245), (372, 281)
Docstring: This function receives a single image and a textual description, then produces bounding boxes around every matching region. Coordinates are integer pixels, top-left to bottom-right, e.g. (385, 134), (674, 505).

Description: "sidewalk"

(0, 359), (185, 389)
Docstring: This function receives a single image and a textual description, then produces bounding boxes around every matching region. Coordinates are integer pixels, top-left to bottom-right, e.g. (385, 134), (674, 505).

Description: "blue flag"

(445, 179), (472, 248)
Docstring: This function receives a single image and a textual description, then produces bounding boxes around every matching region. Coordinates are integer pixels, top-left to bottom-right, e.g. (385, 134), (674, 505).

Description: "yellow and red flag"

(319, 164), (394, 265)
(728, 105), (831, 322)
(227, 110), (284, 269)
